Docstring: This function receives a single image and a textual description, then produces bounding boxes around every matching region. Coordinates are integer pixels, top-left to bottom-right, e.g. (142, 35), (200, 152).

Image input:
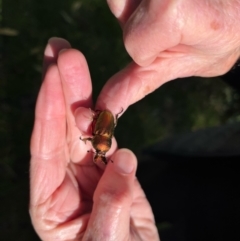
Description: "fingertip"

(87, 149), (137, 238)
(130, 53), (157, 67)
(96, 67), (132, 112)
(124, 30), (157, 66)
(43, 37), (71, 78)
(57, 48), (86, 62)
(48, 37), (71, 46)
(57, 49), (91, 82)
(45, 37), (71, 57)
(93, 149), (137, 210)
(111, 148), (137, 175)
(107, 0), (126, 18)
(74, 107), (93, 135)
(107, 0), (142, 25)
(57, 48), (92, 108)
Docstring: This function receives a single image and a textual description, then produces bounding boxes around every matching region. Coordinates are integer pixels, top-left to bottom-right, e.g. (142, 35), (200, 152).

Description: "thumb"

(83, 149), (137, 241)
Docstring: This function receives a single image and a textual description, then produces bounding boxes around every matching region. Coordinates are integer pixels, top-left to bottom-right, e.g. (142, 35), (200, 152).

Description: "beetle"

(80, 109), (122, 165)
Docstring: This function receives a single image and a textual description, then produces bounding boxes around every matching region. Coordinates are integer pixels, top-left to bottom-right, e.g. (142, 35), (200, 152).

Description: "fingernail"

(114, 149), (135, 174)
(48, 37), (65, 43)
(44, 37), (70, 57)
(44, 43), (54, 57)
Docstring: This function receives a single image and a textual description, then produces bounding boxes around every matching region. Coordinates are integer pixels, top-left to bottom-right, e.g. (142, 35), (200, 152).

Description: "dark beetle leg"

(80, 136), (92, 144)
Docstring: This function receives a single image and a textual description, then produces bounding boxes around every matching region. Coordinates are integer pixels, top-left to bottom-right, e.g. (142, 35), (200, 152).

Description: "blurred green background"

(1, 0), (240, 240)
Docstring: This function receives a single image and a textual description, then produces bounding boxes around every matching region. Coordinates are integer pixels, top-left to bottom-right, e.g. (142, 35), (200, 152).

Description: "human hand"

(98, 0), (240, 111)
(29, 37), (159, 241)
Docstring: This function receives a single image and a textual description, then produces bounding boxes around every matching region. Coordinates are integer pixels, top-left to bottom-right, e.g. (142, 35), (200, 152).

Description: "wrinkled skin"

(30, 1), (240, 240)
(99, 0), (240, 111)
(29, 38), (159, 241)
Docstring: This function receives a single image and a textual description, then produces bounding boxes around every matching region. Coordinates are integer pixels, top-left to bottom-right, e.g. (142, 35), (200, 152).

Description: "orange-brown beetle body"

(81, 110), (121, 164)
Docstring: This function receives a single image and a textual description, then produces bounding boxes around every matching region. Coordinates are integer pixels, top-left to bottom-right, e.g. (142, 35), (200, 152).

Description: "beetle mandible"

(80, 109), (122, 165)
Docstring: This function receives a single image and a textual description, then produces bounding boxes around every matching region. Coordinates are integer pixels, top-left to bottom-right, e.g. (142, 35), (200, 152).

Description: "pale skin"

(29, 38), (159, 241)
(30, 1), (240, 240)
(97, 0), (240, 112)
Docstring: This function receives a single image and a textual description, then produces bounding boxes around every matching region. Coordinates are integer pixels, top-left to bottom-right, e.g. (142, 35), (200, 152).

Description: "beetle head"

(94, 152), (107, 165)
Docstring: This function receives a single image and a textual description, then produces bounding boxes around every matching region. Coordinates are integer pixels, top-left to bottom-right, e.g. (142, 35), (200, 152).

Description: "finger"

(123, 0), (182, 66)
(107, 0), (141, 25)
(83, 149), (137, 240)
(57, 49), (93, 162)
(96, 55), (195, 112)
(58, 49), (92, 116)
(30, 65), (67, 206)
(43, 37), (71, 77)
(74, 107), (94, 135)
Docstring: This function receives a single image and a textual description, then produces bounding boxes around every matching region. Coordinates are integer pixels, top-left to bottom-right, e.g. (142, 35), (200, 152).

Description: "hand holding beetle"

(30, 38), (159, 241)
(97, 0), (240, 111)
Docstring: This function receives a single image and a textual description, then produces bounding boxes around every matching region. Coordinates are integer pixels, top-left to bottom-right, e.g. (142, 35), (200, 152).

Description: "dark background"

(1, 0), (240, 240)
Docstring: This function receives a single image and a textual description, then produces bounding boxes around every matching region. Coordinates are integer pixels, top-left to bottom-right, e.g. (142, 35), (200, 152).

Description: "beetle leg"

(114, 108), (124, 127)
(80, 136), (92, 144)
